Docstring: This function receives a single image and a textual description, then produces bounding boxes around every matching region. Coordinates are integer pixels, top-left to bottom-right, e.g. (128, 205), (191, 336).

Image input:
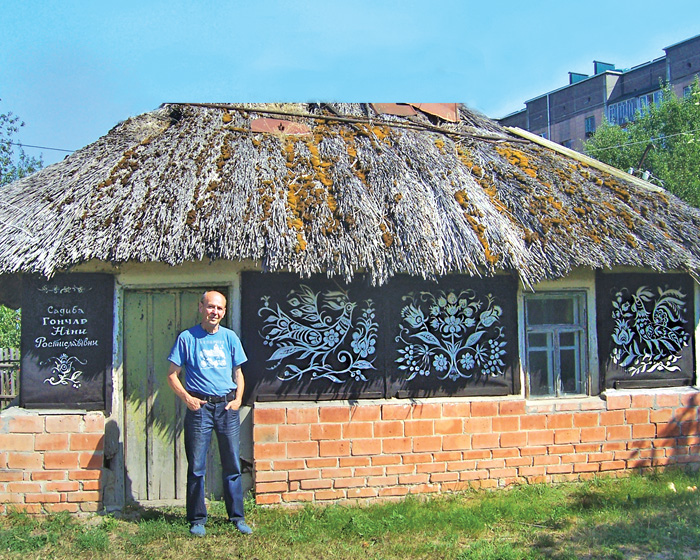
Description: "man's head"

(199, 290), (227, 333)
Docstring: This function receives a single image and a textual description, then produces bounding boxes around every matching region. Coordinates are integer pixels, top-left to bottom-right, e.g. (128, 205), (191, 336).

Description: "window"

(524, 292), (588, 397)
(684, 86), (693, 98)
(585, 116), (596, 137)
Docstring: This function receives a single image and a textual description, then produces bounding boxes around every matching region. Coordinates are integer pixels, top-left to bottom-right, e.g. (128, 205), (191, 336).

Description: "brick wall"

(253, 389), (700, 505)
(2, 389), (697, 513)
(0, 410), (104, 514)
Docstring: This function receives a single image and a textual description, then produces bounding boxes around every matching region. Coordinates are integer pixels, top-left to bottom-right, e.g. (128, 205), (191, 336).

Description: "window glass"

(560, 348), (580, 393)
(526, 297), (576, 325)
(560, 331), (576, 347)
(528, 349), (551, 396)
(525, 292), (587, 398)
(528, 332), (549, 348)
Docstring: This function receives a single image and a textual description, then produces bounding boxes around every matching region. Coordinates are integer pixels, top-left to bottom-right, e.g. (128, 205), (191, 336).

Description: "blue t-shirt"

(168, 324), (248, 397)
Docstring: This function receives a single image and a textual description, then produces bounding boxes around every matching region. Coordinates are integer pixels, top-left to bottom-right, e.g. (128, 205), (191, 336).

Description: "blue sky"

(1, 0), (699, 166)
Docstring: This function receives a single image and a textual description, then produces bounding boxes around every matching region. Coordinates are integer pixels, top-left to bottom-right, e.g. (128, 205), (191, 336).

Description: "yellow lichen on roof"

(495, 145), (537, 178)
(278, 132), (346, 251)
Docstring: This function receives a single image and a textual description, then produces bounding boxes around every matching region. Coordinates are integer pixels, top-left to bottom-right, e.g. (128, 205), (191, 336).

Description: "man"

(167, 290), (252, 536)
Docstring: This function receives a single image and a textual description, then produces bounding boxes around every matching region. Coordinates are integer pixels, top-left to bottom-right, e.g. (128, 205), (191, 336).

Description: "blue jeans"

(184, 403), (244, 525)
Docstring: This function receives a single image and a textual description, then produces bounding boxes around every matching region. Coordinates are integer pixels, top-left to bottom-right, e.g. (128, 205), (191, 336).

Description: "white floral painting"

(43, 353), (87, 389)
(395, 290), (507, 381)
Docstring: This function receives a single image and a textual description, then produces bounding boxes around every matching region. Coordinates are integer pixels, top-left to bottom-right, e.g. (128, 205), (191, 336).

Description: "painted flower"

(442, 315), (462, 334)
(480, 306), (502, 327)
(433, 354), (448, 372)
(307, 330), (322, 346)
(460, 353), (475, 370)
(463, 306), (476, 327)
(611, 320), (634, 346)
(402, 305), (425, 328)
(351, 331), (375, 358)
(323, 329), (340, 347)
(55, 354), (72, 373)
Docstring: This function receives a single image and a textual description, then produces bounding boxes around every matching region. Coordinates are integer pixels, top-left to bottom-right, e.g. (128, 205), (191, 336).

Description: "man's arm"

(166, 362), (206, 411)
(226, 366), (245, 411)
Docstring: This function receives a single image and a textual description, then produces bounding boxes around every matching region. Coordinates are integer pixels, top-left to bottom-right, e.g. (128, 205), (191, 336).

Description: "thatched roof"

(1, 102), (700, 287)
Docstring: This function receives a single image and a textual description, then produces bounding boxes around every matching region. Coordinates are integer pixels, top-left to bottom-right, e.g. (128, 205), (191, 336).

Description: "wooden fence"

(0, 347), (19, 410)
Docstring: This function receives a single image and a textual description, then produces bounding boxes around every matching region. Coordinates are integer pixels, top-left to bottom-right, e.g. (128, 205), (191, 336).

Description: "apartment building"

(498, 34), (700, 151)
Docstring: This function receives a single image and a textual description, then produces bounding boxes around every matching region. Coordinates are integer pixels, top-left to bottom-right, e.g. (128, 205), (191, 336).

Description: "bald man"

(167, 290), (252, 536)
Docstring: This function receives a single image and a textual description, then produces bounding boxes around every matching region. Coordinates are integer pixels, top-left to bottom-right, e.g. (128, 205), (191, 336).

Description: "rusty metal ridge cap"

(164, 102), (524, 143)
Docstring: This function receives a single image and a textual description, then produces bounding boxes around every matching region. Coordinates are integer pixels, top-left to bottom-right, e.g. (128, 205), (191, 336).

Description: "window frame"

(523, 290), (590, 398)
(584, 115), (596, 137)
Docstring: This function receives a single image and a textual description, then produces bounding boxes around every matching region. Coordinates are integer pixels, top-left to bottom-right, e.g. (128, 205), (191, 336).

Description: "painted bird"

(263, 285), (357, 363)
(630, 286), (688, 356)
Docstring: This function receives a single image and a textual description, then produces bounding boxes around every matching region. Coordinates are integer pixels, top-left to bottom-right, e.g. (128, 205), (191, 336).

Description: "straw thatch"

(1, 102), (700, 287)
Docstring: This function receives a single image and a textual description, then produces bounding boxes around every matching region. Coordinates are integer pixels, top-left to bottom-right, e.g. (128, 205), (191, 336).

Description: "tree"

(0, 101), (36, 347)
(0, 306), (20, 348)
(1, 102), (43, 187)
(584, 79), (700, 207)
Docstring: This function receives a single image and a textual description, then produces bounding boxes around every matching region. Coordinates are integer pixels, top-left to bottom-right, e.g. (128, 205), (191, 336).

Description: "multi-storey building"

(498, 34), (700, 152)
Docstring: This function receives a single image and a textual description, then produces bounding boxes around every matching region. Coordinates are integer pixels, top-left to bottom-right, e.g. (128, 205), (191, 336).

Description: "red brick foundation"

(253, 389), (700, 505)
(2, 389), (698, 513)
(0, 410), (104, 514)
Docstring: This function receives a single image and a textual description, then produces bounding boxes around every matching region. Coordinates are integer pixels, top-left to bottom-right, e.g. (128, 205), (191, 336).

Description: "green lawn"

(2, 470), (700, 559)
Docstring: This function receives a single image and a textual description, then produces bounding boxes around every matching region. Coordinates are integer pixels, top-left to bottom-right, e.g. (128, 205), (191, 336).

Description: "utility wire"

(586, 127), (700, 153)
(4, 140), (74, 153)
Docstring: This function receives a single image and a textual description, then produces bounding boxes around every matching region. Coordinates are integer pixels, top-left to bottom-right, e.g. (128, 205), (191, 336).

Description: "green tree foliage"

(584, 79), (700, 206)
(0, 306), (20, 348)
(1, 102), (43, 187)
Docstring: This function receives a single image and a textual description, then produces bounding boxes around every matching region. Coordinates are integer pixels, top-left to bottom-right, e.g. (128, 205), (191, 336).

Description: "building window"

(684, 86), (693, 98)
(524, 292), (588, 397)
(585, 116), (596, 137)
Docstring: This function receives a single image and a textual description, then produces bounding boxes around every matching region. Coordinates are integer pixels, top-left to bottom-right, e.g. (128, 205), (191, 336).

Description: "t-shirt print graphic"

(199, 342), (227, 369)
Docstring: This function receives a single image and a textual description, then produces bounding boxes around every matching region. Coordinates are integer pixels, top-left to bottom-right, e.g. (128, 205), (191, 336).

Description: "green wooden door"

(124, 289), (224, 504)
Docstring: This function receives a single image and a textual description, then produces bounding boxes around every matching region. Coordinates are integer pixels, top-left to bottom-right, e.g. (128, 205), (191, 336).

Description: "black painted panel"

(597, 273), (695, 389)
(241, 273), (384, 401)
(241, 272), (519, 401)
(20, 274), (114, 410)
(385, 275), (518, 398)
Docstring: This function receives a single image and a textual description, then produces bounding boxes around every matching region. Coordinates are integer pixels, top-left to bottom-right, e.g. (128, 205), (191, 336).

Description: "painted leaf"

(269, 345), (303, 361)
(465, 331), (484, 347)
(413, 331), (441, 346)
(354, 360), (374, 370)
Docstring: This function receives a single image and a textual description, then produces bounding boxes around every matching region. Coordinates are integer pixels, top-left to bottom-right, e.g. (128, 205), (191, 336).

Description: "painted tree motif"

(395, 290), (507, 381)
(610, 285), (690, 375)
(258, 285), (378, 383)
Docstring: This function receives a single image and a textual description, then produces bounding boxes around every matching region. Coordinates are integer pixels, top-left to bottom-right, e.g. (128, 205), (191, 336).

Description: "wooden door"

(123, 289), (224, 504)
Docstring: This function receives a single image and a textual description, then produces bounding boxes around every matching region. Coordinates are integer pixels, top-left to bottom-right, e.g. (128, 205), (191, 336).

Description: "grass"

(2, 469), (700, 559)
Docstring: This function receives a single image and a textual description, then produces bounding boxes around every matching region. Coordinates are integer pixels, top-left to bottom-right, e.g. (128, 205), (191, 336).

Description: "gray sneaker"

(190, 524), (206, 537)
(233, 519), (253, 535)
